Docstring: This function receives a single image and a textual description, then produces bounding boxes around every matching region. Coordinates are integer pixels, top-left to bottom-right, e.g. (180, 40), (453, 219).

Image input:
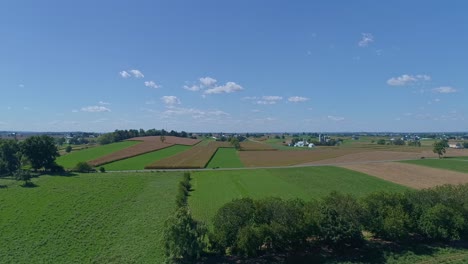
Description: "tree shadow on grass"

(50, 171), (78, 177)
(21, 181), (39, 188)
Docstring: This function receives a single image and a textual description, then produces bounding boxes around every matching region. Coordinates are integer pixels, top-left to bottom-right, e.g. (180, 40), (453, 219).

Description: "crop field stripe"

(401, 158), (468, 173)
(205, 147), (243, 168)
(56, 141), (140, 169)
(102, 145), (192, 171)
(0, 172), (182, 263)
(189, 166), (408, 225)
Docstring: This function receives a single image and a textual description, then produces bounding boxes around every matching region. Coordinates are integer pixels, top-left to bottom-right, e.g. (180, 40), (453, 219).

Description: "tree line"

(97, 129), (193, 145)
(163, 179), (468, 262)
(0, 136), (61, 185)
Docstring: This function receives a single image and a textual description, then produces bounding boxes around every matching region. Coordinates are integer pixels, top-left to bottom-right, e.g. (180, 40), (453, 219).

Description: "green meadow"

(205, 147), (244, 168)
(103, 145), (191, 171)
(0, 172), (180, 263)
(402, 158), (468, 173)
(189, 166), (408, 225)
(56, 141), (139, 169)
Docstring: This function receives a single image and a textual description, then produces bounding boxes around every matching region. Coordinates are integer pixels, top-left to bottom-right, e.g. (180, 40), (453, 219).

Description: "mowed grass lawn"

(205, 148), (244, 168)
(0, 172), (180, 263)
(103, 145), (191, 171)
(56, 141), (140, 169)
(402, 158), (468, 173)
(189, 166), (408, 225)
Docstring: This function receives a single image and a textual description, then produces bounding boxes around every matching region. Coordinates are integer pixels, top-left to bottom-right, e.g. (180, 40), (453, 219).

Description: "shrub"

(235, 225), (262, 257)
(14, 169), (32, 185)
(362, 192), (412, 240)
(317, 192), (364, 249)
(418, 203), (465, 241)
(162, 207), (207, 262)
(99, 167), (106, 173)
(65, 145), (72, 153)
(73, 162), (93, 173)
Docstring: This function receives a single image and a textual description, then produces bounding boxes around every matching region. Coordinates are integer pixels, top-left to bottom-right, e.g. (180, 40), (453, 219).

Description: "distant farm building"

(449, 143), (463, 149)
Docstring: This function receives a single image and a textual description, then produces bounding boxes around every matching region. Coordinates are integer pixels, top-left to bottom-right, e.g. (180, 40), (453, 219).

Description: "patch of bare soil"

(340, 162), (468, 189)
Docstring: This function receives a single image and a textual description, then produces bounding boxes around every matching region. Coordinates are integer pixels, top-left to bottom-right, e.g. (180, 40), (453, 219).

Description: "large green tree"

(21, 135), (59, 171)
(0, 139), (21, 176)
(433, 140), (449, 159)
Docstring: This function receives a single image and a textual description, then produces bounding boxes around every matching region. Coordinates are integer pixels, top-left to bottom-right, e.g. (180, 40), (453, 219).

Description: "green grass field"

(189, 166), (408, 225)
(0, 172), (180, 263)
(102, 145), (191, 171)
(402, 158), (468, 173)
(205, 148), (244, 168)
(56, 141), (140, 169)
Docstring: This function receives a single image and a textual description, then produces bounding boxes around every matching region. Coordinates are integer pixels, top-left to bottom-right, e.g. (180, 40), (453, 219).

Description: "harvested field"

(145, 141), (231, 169)
(88, 136), (200, 166)
(239, 148), (364, 167)
(340, 162), (468, 189)
(240, 141), (277, 151)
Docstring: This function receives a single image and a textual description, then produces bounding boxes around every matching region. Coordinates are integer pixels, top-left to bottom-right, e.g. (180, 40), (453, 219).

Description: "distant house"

(308, 143), (315, 148)
(294, 141), (306, 147)
(449, 143), (463, 149)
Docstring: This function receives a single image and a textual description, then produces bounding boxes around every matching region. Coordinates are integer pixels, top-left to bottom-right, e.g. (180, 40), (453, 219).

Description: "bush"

(65, 145), (72, 153)
(14, 169), (32, 185)
(362, 192), (412, 240)
(317, 192), (364, 249)
(99, 167), (106, 173)
(73, 162), (93, 173)
(211, 198), (256, 253)
(162, 207), (207, 262)
(418, 203), (465, 241)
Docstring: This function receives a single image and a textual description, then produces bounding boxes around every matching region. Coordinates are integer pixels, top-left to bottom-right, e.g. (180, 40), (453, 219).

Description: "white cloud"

(328, 115), (345, 121)
(163, 107), (229, 119)
(161, 96), (181, 105)
(81, 106), (111, 112)
(387, 74), (431, 86)
(129, 69), (144, 78)
(256, 96), (283, 105)
(199, 77), (217, 87)
(288, 96), (309, 102)
(144, 81), (161, 89)
(358, 33), (374, 47)
(432, 86), (457, 94)
(72, 109), (79, 113)
(119, 71), (131, 78)
(183, 84), (201, 91)
(242, 96), (258, 100)
(99, 101), (110, 105)
(204, 82), (243, 94)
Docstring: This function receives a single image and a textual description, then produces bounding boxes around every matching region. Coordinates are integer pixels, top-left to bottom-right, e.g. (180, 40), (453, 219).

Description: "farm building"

(449, 143), (463, 149)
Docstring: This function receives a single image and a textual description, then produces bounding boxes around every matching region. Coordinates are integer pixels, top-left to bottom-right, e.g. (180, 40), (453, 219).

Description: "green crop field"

(402, 158), (468, 173)
(102, 145), (191, 171)
(0, 172), (180, 263)
(56, 141), (140, 169)
(205, 148), (244, 168)
(189, 166), (408, 225)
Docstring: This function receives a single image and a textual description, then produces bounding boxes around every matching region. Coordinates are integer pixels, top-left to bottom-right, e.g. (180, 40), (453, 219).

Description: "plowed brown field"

(145, 141), (231, 169)
(340, 162), (468, 189)
(88, 136), (200, 166)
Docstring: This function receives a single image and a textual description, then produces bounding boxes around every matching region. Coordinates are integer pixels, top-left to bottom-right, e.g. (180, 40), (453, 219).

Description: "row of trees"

(163, 183), (468, 261)
(0, 136), (61, 184)
(97, 129), (192, 145)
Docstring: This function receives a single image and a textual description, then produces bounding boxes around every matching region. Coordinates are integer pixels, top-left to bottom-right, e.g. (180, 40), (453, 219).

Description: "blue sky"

(1, 1), (467, 132)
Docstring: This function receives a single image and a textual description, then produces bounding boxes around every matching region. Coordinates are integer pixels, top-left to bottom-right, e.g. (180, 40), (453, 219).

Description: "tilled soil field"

(145, 141), (231, 169)
(340, 162), (468, 189)
(89, 136), (200, 166)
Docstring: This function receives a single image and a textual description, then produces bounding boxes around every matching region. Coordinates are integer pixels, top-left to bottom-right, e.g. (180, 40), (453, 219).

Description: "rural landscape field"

(2, 1), (468, 263)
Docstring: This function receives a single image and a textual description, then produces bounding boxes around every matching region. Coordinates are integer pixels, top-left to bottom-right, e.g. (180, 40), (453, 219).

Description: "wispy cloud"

(161, 96), (181, 105)
(387, 74), (431, 86)
(144, 81), (161, 89)
(18, 84), (25, 88)
(199, 77), (217, 87)
(256, 96), (283, 105)
(129, 69), (144, 78)
(183, 84), (201, 91)
(432, 86), (457, 94)
(328, 115), (345, 121)
(204, 82), (244, 94)
(163, 107), (229, 119)
(81, 106), (111, 112)
(99, 101), (110, 105)
(288, 96), (309, 103)
(119, 71), (131, 78)
(358, 33), (374, 47)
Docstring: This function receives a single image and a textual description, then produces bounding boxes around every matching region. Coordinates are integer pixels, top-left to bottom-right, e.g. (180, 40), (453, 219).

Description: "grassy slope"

(103, 145), (191, 171)
(56, 141), (140, 169)
(205, 148), (244, 168)
(189, 166), (408, 225)
(402, 158), (468, 173)
(0, 172), (180, 263)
